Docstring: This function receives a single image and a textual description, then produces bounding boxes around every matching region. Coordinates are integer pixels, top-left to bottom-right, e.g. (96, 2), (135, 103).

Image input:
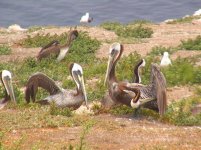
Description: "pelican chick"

(105, 43), (167, 116)
(160, 51), (171, 66)
(0, 70), (16, 109)
(80, 12), (93, 24)
(37, 29), (78, 61)
(25, 63), (88, 109)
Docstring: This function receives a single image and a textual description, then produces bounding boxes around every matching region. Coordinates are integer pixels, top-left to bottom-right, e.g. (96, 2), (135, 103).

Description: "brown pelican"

(0, 70), (16, 109)
(104, 43), (167, 116)
(133, 59), (146, 83)
(101, 58), (145, 108)
(37, 29), (78, 61)
(25, 63), (88, 109)
(80, 12), (93, 23)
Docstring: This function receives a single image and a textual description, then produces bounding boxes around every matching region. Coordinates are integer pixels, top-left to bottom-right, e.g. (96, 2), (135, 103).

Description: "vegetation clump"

(166, 15), (201, 24)
(100, 22), (153, 38)
(27, 26), (43, 32)
(49, 102), (73, 117)
(148, 45), (178, 56)
(0, 45), (11, 55)
(163, 97), (201, 126)
(180, 35), (201, 50)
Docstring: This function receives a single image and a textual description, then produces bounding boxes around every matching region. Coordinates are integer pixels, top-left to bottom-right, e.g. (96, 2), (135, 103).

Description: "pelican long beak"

(78, 75), (88, 108)
(3, 76), (16, 103)
(104, 55), (113, 86)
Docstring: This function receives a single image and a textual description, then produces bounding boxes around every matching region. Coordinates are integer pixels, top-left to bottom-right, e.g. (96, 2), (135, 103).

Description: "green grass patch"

(0, 45), (11, 55)
(162, 58), (201, 86)
(148, 45), (178, 56)
(49, 102), (73, 117)
(180, 35), (201, 50)
(21, 32), (68, 48)
(167, 15), (201, 24)
(100, 22), (153, 38)
(27, 26), (43, 32)
(109, 105), (133, 115)
(128, 19), (152, 25)
(163, 97), (201, 126)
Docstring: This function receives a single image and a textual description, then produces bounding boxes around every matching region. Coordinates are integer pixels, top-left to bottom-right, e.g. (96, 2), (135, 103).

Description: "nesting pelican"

(160, 51), (171, 66)
(80, 12), (93, 24)
(105, 43), (167, 116)
(101, 59), (146, 109)
(37, 29), (78, 61)
(0, 70), (16, 109)
(25, 63), (88, 109)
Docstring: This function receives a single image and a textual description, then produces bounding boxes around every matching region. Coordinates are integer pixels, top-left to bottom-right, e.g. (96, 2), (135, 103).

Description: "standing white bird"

(80, 12), (93, 24)
(160, 52), (172, 66)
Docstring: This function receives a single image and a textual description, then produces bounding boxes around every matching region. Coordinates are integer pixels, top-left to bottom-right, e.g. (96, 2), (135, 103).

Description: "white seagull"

(80, 12), (93, 24)
(160, 51), (172, 66)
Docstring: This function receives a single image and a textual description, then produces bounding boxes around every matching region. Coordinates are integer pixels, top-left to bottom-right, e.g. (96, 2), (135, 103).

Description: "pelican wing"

(37, 41), (60, 61)
(25, 72), (62, 103)
(150, 63), (167, 116)
(40, 40), (59, 52)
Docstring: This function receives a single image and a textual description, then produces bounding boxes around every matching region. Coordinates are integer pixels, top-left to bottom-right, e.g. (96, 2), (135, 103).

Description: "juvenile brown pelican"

(25, 63), (88, 109)
(0, 70), (16, 109)
(104, 43), (167, 116)
(133, 59), (146, 83)
(37, 29), (78, 61)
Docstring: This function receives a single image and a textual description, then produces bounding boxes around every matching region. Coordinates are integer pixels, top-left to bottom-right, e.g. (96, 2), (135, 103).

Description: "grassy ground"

(0, 20), (201, 149)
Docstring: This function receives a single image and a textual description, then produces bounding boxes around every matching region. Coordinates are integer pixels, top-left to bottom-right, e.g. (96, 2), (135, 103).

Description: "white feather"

(130, 99), (140, 108)
(80, 12), (90, 23)
(160, 52), (172, 66)
(2, 70), (12, 79)
(57, 47), (69, 62)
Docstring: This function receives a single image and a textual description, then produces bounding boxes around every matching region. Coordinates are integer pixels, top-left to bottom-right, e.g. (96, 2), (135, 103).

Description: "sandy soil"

(1, 114), (201, 150)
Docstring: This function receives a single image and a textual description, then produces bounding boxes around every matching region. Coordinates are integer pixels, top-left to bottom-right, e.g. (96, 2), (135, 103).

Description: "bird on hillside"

(0, 70), (16, 109)
(104, 43), (167, 116)
(25, 63), (88, 109)
(160, 51), (171, 66)
(80, 12), (93, 24)
(37, 29), (78, 61)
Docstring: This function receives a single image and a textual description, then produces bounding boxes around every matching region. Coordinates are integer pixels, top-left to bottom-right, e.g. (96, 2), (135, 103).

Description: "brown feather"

(39, 40), (59, 54)
(151, 64), (167, 116)
(25, 72), (61, 103)
(37, 45), (61, 61)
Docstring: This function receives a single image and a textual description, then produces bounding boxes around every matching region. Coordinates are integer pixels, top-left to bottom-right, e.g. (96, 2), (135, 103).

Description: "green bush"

(100, 22), (153, 38)
(163, 97), (201, 126)
(180, 35), (201, 50)
(0, 45), (11, 55)
(148, 46), (178, 56)
(21, 33), (68, 48)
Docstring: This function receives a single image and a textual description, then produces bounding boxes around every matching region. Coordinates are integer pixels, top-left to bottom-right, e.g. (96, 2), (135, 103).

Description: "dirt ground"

(1, 20), (201, 149)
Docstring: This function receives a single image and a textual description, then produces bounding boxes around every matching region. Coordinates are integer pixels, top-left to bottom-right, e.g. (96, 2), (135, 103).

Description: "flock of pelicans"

(0, 27), (172, 116)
